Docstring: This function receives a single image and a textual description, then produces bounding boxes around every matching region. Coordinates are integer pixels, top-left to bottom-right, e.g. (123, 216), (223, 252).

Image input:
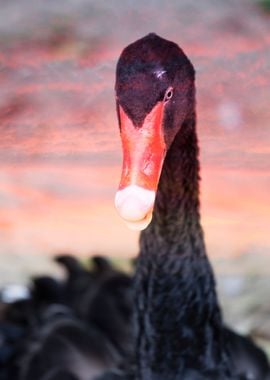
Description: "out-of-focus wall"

(0, 0), (269, 258)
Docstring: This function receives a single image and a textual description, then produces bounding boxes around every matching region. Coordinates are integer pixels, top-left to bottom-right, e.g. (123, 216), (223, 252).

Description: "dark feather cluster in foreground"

(0, 255), (134, 380)
(0, 254), (269, 380)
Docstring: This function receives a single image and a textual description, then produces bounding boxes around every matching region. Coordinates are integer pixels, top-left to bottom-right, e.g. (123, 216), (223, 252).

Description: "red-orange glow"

(0, 1), (269, 259)
(118, 103), (166, 191)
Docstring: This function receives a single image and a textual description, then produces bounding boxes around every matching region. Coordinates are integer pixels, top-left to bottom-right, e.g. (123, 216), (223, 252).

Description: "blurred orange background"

(0, 0), (269, 259)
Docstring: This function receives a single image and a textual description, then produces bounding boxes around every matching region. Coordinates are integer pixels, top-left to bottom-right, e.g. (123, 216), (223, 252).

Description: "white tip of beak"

(114, 185), (155, 231)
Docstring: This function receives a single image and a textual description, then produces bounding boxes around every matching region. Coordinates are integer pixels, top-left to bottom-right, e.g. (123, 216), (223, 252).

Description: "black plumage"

(111, 33), (270, 380)
(0, 255), (133, 380)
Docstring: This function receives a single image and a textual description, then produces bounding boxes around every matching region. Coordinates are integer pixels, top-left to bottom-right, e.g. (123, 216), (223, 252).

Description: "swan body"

(113, 33), (270, 380)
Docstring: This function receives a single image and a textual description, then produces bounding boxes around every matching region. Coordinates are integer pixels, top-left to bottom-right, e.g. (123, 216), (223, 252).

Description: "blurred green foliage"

(259, 0), (270, 11)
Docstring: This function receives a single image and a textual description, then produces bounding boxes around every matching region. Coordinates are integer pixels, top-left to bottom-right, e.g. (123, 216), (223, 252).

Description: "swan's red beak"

(115, 102), (166, 230)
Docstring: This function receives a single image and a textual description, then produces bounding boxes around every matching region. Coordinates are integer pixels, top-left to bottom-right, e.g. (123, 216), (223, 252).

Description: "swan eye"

(164, 88), (173, 102)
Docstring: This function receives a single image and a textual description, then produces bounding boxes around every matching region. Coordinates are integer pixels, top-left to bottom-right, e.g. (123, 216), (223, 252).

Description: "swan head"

(114, 34), (195, 230)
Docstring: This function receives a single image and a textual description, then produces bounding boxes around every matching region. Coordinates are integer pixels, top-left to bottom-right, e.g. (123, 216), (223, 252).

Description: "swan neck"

(140, 113), (205, 256)
(135, 114), (227, 376)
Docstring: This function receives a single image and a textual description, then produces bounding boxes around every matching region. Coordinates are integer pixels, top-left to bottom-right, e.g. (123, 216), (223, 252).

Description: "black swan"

(55, 254), (133, 355)
(5, 255), (133, 380)
(111, 33), (270, 379)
